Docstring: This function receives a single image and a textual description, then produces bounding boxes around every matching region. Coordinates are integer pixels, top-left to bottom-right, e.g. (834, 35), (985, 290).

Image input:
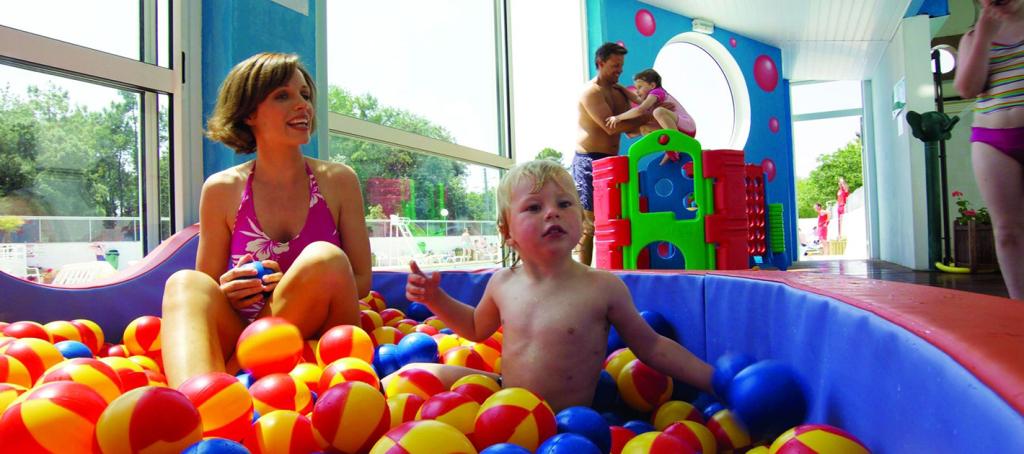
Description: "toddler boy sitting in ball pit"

(396, 159), (713, 412)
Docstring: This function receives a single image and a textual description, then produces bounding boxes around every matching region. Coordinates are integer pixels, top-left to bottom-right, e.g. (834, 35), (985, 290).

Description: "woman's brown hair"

(206, 52), (316, 154)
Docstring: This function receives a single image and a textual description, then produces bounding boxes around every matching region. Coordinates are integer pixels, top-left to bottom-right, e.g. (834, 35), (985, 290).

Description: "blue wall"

(202, 0), (320, 178)
(586, 0), (797, 261)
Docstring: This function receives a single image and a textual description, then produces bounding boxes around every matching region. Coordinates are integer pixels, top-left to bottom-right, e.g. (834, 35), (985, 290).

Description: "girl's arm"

(335, 164), (373, 298)
(406, 261), (501, 341)
(612, 95), (659, 123)
(603, 273), (714, 393)
(954, 9), (1002, 98)
(616, 84), (643, 104)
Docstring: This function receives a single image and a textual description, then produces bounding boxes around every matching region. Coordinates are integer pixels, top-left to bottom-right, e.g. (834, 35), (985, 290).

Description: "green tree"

(535, 147), (563, 163)
(326, 86), (494, 222)
(797, 137), (863, 218)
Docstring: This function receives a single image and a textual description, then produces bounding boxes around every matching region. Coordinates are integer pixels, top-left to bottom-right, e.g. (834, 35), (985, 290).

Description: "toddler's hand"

(406, 260), (443, 305)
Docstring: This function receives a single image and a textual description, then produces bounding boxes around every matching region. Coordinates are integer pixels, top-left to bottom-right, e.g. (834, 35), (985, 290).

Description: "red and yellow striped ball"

(103, 343), (130, 358)
(40, 357), (123, 404)
(244, 410), (320, 454)
(617, 359), (673, 412)
(370, 420), (478, 454)
(706, 408), (752, 451)
(316, 325), (374, 366)
(178, 371), (254, 442)
(370, 326), (405, 347)
(361, 290), (388, 313)
(385, 367), (447, 400)
(99, 356), (150, 391)
(319, 357), (380, 393)
(379, 308), (407, 327)
(450, 373), (501, 405)
(769, 424), (870, 454)
(44, 320), (82, 344)
(604, 348), (637, 381)
(361, 309), (385, 332)
(442, 346), (491, 372)
(312, 381), (391, 453)
(301, 339), (318, 364)
(470, 338), (502, 372)
(142, 370), (168, 387)
(473, 387), (556, 451)
(610, 425), (637, 454)
(289, 362), (323, 393)
(620, 430), (694, 454)
(434, 333), (463, 356)
(122, 315), (162, 364)
(413, 324), (439, 336)
(417, 391), (480, 436)
(388, 393), (426, 429)
(236, 317), (304, 378)
(0, 354), (33, 388)
(1, 337), (64, 384)
(71, 319), (104, 355)
(663, 421), (717, 454)
(0, 383), (27, 413)
(251, 373), (314, 415)
(95, 386), (203, 453)
(0, 381), (108, 453)
(2, 321), (51, 342)
(128, 354), (162, 374)
(394, 318), (419, 335)
(651, 400), (703, 430)
(423, 316), (447, 332)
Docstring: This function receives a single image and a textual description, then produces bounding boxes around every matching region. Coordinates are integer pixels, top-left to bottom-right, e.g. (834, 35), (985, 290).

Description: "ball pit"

(2, 247), (1024, 452)
(178, 371), (254, 441)
(236, 317), (304, 378)
(94, 386), (204, 453)
(0, 381), (107, 452)
(474, 387), (557, 451)
(417, 390), (479, 435)
(370, 419), (477, 454)
(245, 409), (319, 454)
(312, 381), (391, 453)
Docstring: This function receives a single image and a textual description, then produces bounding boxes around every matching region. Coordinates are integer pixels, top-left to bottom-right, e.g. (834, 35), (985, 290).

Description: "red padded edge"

(712, 270), (1024, 415)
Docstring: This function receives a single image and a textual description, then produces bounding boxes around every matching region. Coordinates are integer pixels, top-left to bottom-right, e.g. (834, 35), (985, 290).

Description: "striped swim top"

(976, 39), (1024, 115)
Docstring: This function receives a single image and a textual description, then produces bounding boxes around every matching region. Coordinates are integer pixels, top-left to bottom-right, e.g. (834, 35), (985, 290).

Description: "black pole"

(932, 49), (954, 265)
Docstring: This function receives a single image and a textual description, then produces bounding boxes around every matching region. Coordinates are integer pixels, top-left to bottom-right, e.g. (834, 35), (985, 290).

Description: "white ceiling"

(639, 0), (913, 81)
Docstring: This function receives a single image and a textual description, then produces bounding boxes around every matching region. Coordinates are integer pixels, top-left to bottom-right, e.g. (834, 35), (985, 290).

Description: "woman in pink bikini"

(161, 53), (372, 386)
(955, 0), (1024, 300)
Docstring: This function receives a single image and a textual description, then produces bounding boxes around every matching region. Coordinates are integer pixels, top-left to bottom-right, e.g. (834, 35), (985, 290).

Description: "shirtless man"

(575, 42), (652, 266)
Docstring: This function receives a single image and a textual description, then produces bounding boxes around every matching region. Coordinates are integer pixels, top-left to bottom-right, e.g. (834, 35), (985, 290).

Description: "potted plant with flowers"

(951, 191), (998, 272)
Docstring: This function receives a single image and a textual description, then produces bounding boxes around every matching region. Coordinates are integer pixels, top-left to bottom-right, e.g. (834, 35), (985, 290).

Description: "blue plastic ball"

(601, 411), (624, 427)
(537, 433), (601, 454)
(606, 327), (625, 354)
(183, 438), (249, 454)
(622, 420), (655, 435)
(396, 332), (439, 365)
(439, 328), (455, 335)
(480, 443), (532, 454)
(555, 406), (611, 453)
(373, 343), (402, 377)
(54, 340), (93, 359)
(639, 310), (675, 340)
(406, 302), (434, 321)
(692, 392), (718, 412)
(702, 402), (725, 420)
(238, 261), (271, 280)
(592, 370), (618, 412)
(235, 371), (255, 388)
(712, 352), (756, 404)
(729, 360), (808, 441)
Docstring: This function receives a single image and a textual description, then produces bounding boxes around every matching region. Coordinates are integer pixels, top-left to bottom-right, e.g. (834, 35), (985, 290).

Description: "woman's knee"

(295, 241), (352, 273)
(162, 270), (220, 315)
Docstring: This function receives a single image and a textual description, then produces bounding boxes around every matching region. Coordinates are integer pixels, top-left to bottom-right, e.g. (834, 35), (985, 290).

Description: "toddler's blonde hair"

(496, 160), (581, 266)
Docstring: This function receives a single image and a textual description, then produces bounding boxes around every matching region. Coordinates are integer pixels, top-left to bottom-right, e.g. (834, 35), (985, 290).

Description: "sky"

(2, 1), (860, 192)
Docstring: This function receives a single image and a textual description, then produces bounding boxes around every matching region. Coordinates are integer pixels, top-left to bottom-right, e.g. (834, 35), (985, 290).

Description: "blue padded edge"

(703, 275), (1024, 453)
(372, 270), (707, 361)
(0, 237), (197, 342)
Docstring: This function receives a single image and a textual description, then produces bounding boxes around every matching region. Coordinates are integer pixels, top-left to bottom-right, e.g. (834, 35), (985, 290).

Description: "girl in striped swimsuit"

(956, 0), (1024, 300)
(161, 53), (372, 386)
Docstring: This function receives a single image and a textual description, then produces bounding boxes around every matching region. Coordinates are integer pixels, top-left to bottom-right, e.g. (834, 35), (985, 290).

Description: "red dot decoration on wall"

(768, 116), (780, 133)
(753, 55), (779, 92)
(729, 37), (737, 48)
(761, 158), (777, 182)
(635, 9), (656, 36)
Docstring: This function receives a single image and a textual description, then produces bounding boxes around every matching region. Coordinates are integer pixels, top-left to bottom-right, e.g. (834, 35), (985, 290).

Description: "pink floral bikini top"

(229, 162), (341, 320)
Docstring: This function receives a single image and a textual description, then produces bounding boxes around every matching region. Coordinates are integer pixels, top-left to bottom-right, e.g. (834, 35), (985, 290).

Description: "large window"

(0, 2), (183, 285)
(327, 1), (514, 270)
